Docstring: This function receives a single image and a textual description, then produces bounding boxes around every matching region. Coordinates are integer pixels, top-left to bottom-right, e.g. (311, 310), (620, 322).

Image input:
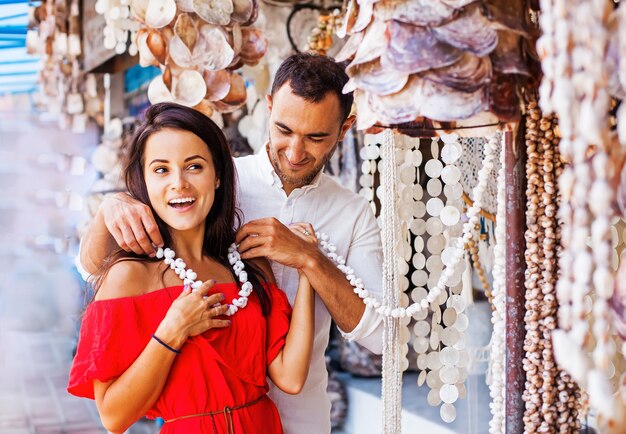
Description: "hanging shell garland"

(538, 0), (625, 426)
(127, 0), (266, 113)
(521, 99), (582, 433)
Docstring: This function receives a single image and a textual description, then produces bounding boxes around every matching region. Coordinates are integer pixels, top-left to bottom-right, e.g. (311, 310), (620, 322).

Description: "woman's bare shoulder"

(94, 260), (157, 301)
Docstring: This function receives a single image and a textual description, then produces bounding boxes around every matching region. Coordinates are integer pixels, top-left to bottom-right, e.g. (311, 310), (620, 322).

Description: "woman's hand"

(155, 280), (230, 349)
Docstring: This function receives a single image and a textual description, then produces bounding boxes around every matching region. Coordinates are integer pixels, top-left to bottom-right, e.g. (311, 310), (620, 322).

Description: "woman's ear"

(215, 179), (220, 189)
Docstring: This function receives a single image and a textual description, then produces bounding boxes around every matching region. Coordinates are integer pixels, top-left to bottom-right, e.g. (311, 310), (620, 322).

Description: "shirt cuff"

(337, 304), (383, 354)
(74, 244), (92, 282)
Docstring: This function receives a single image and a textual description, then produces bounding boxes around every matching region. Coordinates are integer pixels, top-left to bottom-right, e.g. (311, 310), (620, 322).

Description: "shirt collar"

(255, 143), (323, 191)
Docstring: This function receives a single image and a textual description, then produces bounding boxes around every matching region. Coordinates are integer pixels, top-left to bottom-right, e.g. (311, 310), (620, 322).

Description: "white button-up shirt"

(235, 148), (383, 434)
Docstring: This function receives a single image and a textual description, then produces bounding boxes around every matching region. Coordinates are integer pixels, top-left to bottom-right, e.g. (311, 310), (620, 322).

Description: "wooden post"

(505, 128), (526, 433)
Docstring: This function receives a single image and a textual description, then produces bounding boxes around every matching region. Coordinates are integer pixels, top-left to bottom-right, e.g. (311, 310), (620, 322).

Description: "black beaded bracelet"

(151, 334), (181, 354)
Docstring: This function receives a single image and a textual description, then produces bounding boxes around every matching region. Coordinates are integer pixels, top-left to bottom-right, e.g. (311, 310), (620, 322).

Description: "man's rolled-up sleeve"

(337, 200), (384, 354)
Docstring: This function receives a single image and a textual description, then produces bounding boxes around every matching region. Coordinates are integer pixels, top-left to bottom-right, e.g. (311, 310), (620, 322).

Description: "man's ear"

(266, 94), (273, 112)
(338, 115), (356, 141)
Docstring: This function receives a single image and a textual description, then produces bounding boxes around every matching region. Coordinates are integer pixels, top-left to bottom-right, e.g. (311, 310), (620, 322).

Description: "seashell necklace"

(156, 243), (253, 316)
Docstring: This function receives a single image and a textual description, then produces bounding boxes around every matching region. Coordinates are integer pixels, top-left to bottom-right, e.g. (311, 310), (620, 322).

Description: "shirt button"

(287, 200), (293, 206)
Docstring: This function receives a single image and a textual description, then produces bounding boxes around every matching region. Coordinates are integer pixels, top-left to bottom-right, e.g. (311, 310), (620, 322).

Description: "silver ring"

(303, 229), (311, 236)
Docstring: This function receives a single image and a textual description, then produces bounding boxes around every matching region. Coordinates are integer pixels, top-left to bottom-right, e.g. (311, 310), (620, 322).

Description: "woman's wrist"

(154, 321), (187, 351)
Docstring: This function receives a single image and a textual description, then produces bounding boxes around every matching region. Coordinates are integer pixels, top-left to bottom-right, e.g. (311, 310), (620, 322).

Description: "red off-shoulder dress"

(67, 282), (292, 433)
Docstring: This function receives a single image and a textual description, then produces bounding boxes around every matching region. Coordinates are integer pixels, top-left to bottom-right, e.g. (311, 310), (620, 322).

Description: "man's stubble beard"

(267, 138), (337, 189)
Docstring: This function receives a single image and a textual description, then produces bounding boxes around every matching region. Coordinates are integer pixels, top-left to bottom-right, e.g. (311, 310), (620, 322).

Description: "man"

(80, 53), (383, 433)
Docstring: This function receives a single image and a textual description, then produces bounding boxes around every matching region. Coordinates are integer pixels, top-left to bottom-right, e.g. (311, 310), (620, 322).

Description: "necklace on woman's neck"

(156, 243), (253, 316)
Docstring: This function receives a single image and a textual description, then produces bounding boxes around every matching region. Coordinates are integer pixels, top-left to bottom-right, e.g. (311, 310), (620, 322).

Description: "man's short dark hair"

(270, 53), (354, 121)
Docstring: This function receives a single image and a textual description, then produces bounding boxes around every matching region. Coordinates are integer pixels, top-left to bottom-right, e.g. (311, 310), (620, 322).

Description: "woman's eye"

(188, 163), (202, 171)
(154, 167), (167, 174)
(309, 137), (323, 143)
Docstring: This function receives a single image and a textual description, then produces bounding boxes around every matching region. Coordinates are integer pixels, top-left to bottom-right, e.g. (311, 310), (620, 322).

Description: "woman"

(68, 102), (315, 433)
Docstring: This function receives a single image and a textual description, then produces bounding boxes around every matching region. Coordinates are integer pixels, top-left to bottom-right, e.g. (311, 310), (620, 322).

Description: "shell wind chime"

(336, 0), (535, 133)
(359, 131), (505, 429)
(126, 0), (267, 115)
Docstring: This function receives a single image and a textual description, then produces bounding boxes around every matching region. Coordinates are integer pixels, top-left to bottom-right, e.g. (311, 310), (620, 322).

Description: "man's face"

(266, 83), (354, 194)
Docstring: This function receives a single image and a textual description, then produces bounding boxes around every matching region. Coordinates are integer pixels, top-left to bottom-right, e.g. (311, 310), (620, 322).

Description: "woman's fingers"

(192, 279), (216, 296)
(207, 319), (231, 329)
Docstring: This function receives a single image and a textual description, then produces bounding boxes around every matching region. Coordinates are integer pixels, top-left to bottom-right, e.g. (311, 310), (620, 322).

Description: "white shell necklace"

(156, 243), (253, 316)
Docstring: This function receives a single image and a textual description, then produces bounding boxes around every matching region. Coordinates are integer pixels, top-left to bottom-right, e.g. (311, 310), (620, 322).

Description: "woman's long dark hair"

(92, 102), (271, 316)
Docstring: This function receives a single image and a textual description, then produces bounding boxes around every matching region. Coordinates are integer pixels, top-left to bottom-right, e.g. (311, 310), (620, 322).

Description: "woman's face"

(143, 128), (219, 233)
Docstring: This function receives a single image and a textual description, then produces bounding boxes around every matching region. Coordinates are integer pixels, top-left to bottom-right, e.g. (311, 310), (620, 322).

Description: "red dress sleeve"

(67, 298), (157, 399)
(265, 283), (292, 365)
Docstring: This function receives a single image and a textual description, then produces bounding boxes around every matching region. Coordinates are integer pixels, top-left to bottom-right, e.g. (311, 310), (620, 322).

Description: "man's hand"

(235, 218), (320, 269)
(101, 193), (163, 256)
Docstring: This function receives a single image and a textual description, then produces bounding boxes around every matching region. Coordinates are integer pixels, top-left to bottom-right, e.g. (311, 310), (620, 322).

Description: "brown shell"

(230, 0), (257, 26)
(334, 32), (364, 63)
(174, 13), (198, 51)
(347, 58), (409, 96)
(422, 52), (492, 93)
(193, 99), (214, 118)
(203, 69), (232, 101)
(487, 73), (520, 122)
(374, 0), (457, 27)
(193, 0), (234, 26)
(239, 27), (267, 64)
(382, 20), (463, 75)
(432, 4), (498, 57)
(481, 0), (530, 37)
(490, 31), (530, 76)
(137, 29), (158, 67)
(163, 64), (173, 91)
(147, 29), (168, 64)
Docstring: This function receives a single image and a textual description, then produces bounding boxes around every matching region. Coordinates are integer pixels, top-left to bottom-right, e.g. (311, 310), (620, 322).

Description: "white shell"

(440, 206), (461, 226)
(426, 198), (444, 217)
(440, 384), (459, 404)
(440, 403), (457, 423)
(145, 0), (176, 28)
(425, 159), (444, 178)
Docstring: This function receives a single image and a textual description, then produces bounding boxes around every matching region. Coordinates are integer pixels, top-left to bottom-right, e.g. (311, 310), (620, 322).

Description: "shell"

(432, 4), (499, 57)
(374, 0), (457, 27)
(148, 74), (174, 104)
(174, 13), (198, 51)
(174, 70), (207, 107)
(145, 0), (177, 28)
(130, 0), (150, 22)
(137, 29), (157, 67)
(382, 20), (463, 75)
(203, 69), (232, 101)
(230, 0), (257, 26)
(147, 29), (167, 64)
(239, 27), (267, 64)
(199, 24), (235, 70)
(193, 0), (234, 26)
